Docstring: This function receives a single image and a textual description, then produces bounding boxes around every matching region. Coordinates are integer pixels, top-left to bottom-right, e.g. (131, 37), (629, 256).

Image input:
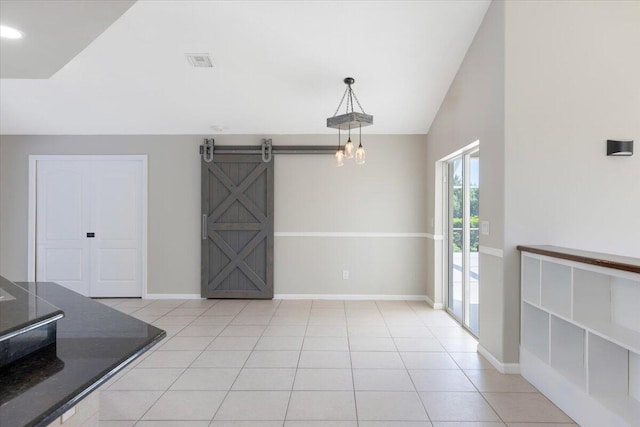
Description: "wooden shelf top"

(517, 245), (640, 275)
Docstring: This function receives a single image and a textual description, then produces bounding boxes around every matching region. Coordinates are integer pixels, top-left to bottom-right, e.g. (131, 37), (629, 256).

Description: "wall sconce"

(606, 140), (633, 156)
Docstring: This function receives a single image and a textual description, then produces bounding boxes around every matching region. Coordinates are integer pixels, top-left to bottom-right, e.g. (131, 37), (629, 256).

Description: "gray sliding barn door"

(201, 155), (274, 299)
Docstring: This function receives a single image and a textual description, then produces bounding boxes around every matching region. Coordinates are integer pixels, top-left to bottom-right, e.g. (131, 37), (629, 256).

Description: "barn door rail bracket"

(200, 138), (215, 163)
(203, 139), (337, 157)
(261, 138), (273, 163)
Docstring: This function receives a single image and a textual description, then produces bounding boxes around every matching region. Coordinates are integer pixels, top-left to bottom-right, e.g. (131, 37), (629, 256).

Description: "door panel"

(43, 248), (83, 281)
(448, 158), (463, 321)
(44, 169), (83, 239)
(91, 161), (142, 297)
(446, 150), (480, 337)
(94, 166), (138, 239)
(97, 249), (137, 280)
(467, 153), (480, 335)
(202, 155), (274, 299)
(37, 161), (91, 295)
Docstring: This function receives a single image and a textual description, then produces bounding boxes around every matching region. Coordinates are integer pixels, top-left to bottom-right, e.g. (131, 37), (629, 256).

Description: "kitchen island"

(0, 277), (165, 427)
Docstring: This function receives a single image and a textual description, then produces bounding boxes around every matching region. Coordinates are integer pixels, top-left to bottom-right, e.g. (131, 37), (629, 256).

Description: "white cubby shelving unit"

(519, 246), (640, 427)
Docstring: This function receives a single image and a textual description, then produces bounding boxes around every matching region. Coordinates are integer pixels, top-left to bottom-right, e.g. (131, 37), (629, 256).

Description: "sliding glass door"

(447, 149), (479, 336)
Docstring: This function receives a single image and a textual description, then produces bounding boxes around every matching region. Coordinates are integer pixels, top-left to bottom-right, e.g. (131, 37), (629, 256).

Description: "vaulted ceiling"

(0, 0), (136, 79)
(0, 0), (490, 135)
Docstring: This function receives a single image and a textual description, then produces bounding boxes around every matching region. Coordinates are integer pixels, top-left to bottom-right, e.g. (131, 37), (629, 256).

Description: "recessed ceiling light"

(210, 125), (228, 132)
(0, 25), (24, 40)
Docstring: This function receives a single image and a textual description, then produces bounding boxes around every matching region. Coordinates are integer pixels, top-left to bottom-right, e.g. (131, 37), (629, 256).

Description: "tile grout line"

(99, 298), (576, 426)
(137, 299), (248, 423)
(282, 299), (312, 424)
(411, 301), (509, 426)
(102, 299), (194, 385)
(344, 301), (360, 426)
(384, 300), (433, 425)
(100, 298), (196, 422)
(210, 299), (280, 423)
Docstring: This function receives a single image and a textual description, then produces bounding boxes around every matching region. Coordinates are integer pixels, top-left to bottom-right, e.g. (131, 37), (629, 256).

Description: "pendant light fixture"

(327, 77), (373, 166)
(335, 129), (345, 167)
(355, 125), (366, 165)
(344, 126), (355, 159)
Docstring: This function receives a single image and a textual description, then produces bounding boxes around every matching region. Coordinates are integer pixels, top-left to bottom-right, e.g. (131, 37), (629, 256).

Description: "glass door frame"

(444, 146), (479, 337)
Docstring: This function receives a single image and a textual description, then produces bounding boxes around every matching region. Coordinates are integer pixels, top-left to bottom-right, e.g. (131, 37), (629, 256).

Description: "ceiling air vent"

(185, 53), (213, 68)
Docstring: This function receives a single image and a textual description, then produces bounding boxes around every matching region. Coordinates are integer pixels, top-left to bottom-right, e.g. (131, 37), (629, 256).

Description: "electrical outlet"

(342, 270), (349, 280)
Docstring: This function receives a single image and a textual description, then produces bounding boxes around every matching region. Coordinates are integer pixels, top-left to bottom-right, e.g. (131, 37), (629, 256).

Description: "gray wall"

(0, 134), (428, 296)
(425, 1), (506, 358)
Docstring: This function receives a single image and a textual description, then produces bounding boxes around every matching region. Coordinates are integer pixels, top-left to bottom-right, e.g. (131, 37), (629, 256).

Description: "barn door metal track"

(200, 138), (335, 163)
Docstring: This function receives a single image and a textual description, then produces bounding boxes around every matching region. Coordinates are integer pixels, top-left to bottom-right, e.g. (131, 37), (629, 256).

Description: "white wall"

(502, 0), (640, 361)
(505, 0), (640, 257)
(426, 0), (639, 366)
(425, 1), (506, 358)
(0, 138), (2, 273)
(0, 134), (428, 296)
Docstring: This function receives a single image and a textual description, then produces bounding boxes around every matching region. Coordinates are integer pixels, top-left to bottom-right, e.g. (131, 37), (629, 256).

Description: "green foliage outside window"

(451, 187), (480, 253)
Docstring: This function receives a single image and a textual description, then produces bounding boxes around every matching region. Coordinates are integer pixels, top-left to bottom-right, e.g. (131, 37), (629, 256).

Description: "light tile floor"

(95, 298), (577, 427)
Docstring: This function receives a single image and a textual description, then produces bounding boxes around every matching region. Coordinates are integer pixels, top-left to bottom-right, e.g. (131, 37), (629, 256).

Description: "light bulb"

(344, 138), (355, 159)
(335, 149), (345, 167)
(355, 144), (365, 165)
(0, 25), (24, 39)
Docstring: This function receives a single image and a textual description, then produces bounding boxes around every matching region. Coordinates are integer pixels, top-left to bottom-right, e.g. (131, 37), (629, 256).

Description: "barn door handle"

(202, 215), (207, 240)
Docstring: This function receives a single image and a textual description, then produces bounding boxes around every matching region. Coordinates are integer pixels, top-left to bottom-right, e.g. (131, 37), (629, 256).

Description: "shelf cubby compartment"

(520, 247), (640, 426)
(540, 261), (571, 319)
(630, 352), (640, 403)
(573, 268), (640, 354)
(522, 301), (549, 362)
(522, 255), (541, 305)
(588, 333), (640, 425)
(549, 315), (586, 389)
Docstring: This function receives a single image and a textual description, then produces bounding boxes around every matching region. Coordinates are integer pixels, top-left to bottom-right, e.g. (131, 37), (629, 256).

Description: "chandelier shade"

(327, 112), (374, 130)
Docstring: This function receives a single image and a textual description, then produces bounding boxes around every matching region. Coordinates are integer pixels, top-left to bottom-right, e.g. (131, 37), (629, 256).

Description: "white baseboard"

(520, 347), (627, 427)
(479, 245), (504, 258)
(424, 295), (444, 310)
(274, 294), (428, 301)
(274, 232), (429, 238)
(477, 344), (520, 374)
(145, 293), (203, 300)
(144, 293), (429, 301)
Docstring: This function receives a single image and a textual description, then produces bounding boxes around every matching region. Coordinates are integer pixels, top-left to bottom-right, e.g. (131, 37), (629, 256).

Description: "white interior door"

(36, 158), (144, 297)
(36, 161), (91, 295)
(90, 161), (143, 297)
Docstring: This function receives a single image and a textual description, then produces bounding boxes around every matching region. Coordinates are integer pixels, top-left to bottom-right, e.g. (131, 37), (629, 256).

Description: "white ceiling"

(0, 0), (136, 78)
(0, 0), (490, 135)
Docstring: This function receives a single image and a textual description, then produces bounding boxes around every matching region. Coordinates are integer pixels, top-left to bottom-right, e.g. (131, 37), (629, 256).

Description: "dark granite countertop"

(517, 245), (640, 274)
(0, 276), (64, 341)
(0, 280), (165, 427)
